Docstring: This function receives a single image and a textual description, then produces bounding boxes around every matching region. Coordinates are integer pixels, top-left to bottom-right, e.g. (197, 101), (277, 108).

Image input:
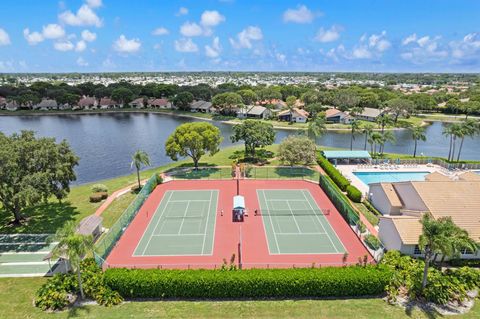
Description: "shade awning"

(233, 195), (245, 210)
(322, 150), (371, 160)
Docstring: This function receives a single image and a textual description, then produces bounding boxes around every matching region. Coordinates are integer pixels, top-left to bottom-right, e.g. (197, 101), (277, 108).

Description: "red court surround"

(105, 180), (373, 269)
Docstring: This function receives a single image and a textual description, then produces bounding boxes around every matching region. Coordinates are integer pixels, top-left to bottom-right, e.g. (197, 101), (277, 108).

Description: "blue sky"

(0, 0), (479, 73)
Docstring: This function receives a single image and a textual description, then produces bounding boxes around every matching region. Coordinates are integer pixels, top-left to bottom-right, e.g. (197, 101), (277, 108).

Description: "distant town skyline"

(0, 0), (479, 73)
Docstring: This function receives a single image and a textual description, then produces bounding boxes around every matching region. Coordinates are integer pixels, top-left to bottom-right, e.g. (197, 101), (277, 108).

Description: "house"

(0, 96), (6, 109)
(76, 96), (97, 110)
(147, 98), (171, 109)
(257, 99), (286, 110)
(190, 100), (213, 113)
(372, 175), (480, 259)
(33, 99), (58, 111)
(99, 98), (120, 109)
(325, 108), (353, 124)
(355, 107), (385, 122)
(277, 108), (309, 123)
(129, 98), (145, 109)
(5, 101), (18, 111)
(237, 105), (271, 119)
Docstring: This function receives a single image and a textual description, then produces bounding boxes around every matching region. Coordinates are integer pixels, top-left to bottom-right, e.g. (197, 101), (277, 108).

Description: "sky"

(0, 0), (479, 73)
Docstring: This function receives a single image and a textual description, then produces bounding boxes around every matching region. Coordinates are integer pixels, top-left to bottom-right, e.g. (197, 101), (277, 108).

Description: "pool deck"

(336, 164), (440, 194)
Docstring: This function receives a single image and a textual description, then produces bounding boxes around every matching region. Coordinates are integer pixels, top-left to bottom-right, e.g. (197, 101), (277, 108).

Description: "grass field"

(1, 277), (479, 319)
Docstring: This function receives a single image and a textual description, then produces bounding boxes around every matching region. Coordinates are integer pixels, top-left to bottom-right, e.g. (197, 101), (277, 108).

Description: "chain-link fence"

(167, 167), (234, 180)
(243, 166), (320, 181)
(94, 173), (160, 266)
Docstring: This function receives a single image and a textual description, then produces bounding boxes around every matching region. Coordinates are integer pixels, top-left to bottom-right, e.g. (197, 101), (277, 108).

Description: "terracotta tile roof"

(100, 98), (117, 106)
(410, 181), (480, 241)
(380, 183), (403, 207)
(78, 97), (96, 106)
(388, 216), (423, 245)
(148, 98), (169, 106)
(325, 108), (344, 118)
(457, 171), (480, 182)
(425, 171), (451, 182)
(293, 107), (309, 118)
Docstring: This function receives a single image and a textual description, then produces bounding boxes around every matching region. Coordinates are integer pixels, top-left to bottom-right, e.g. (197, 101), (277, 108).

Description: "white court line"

(140, 191), (173, 256)
(152, 233), (204, 237)
(285, 200), (301, 233)
(261, 190), (281, 254)
(168, 200), (211, 203)
(201, 190), (213, 255)
(177, 201), (191, 235)
(266, 199), (307, 202)
(301, 190), (339, 253)
(275, 232), (327, 235)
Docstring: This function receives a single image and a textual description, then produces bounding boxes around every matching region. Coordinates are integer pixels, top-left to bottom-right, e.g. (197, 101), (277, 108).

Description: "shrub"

(34, 274), (78, 311)
(91, 184), (108, 193)
(346, 185), (362, 202)
(89, 193), (104, 203)
(364, 234), (381, 250)
(317, 155), (350, 191)
(104, 266), (392, 299)
(357, 221), (366, 234)
(448, 258), (480, 268)
(363, 200), (381, 216)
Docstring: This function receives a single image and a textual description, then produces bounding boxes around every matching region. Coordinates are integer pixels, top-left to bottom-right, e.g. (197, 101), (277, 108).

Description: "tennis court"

(133, 190), (218, 256)
(257, 189), (346, 254)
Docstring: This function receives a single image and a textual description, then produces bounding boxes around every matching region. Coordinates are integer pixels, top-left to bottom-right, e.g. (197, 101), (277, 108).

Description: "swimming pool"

(353, 171), (430, 186)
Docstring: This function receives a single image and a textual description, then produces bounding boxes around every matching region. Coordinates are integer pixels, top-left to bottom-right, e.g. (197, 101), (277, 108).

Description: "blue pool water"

(353, 171), (430, 186)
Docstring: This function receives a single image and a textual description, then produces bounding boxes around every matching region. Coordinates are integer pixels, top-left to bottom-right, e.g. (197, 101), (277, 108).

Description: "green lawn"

(1, 277), (479, 319)
(100, 192), (137, 229)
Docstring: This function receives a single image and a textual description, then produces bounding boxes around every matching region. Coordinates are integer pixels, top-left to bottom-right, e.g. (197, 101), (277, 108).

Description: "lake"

(0, 113), (479, 184)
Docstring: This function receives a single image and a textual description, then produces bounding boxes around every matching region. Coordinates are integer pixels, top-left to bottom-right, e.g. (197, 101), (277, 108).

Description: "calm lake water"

(0, 113), (479, 184)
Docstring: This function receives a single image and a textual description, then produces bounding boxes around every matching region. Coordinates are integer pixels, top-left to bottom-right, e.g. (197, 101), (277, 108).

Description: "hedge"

(364, 234), (381, 251)
(317, 156), (350, 191)
(346, 185), (362, 202)
(104, 266), (391, 299)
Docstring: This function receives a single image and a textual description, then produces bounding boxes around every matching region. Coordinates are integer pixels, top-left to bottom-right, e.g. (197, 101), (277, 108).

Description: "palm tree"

(442, 125), (454, 161)
(349, 120), (360, 151)
(307, 115), (326, 141)
(49, 221), (93, 299)
(410, 125), (427, 157)
(450, 123), (463, 163)
(379, 130), (396, 155)
(368, 132), (383, 155)
(131, 150), (151, 189)
(456, 119), (478, 162)
(419, 214), (452, 291)
(376, 114), (393, 134)
(362, 123), (375, 151)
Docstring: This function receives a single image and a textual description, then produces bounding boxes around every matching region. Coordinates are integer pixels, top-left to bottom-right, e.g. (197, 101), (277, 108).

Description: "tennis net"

(258, 209), (330, 217)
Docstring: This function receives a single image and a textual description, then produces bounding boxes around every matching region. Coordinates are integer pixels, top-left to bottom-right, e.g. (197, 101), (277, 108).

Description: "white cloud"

(81, 29), (96, 42)
(54, 40), (74, 51)
(275, 52), (287, 63)
(152, 27), (169, 36)
(75, 40), (87, 52)
(200, 10), (225, 27)
(85, 0), (102, 8)
(180, 22), (203, 37)
(175, 38), (198, 53)
(283, 5), (314, 24)
(229, 26), (263, 49)
(349, 31), (391, 59)
(205, 37), (221, 58)
(76, 56), (89, 66)
(402, 33), (417, 46)
(59, 4), (103, 27)
(0, 28), (10, 46)
(113, 35), (141, 53)
(23, 28), (44, 45)
(102, 57), (116, 69)
(42, 24), (65, 39)
(314, 25), (342, 43)
(400, 35), (448, 64)
(450, 33), (480, 61)
(177, 7), (188, 16)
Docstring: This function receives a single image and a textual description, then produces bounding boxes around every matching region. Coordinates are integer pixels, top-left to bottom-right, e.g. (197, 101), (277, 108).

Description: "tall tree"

(379, 130), (396, 155)
(456, 119), (479, 162)
(418, 214), (476, 291)
(442, 125), (455, 161)
(131, 150), (151, 189)
(237, 89), (258, 105)
(387, 98), (415, 123)
(165, 122), (222, 169)
(172, 92), (194, 111)
(0, 131), (79, 224)
(230, 120), (275, 160)
(362, 123), (375, 151)
(333, 90), (360, 112)
(49, 221), (93, 299)
(349, 120), (360, 151)
(278, 136), (317, 166)
(368, 132), (383, 155)
(211, 92), (243, 115)
(410, 125), (427, 157)
(307, 115), (326, 140)
(111, 87), (134, 106)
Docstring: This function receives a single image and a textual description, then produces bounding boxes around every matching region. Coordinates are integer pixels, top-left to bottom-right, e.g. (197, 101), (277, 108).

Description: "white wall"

(369, 184), (400, 215)
(378, 218), (403, 251)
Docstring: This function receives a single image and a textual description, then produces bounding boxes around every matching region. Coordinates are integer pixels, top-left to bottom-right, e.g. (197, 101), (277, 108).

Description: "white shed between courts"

(233, 195), (245, 210)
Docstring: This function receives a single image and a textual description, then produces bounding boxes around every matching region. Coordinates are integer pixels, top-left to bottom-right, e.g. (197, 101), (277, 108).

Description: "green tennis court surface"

(257, 189), (346, 254)
(134, 190), (218, 256)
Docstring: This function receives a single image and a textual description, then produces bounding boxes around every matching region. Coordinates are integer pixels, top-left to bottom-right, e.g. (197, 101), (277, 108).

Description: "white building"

(373, 172), (480, 259)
